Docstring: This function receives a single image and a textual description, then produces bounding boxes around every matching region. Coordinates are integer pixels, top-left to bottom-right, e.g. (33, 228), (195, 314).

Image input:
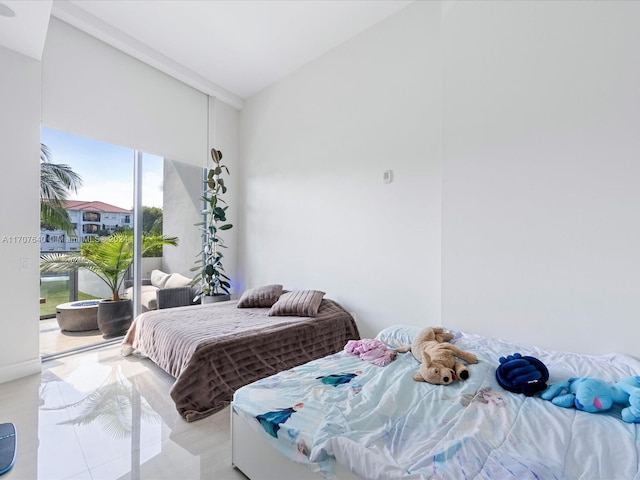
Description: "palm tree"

(40, 143), (83, 235)
(40, 232), (178, 301)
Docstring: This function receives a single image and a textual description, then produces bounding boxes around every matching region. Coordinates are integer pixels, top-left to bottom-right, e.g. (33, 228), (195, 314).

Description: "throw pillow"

(164, 273), (192, 289)
(150, 269), (171, 289)
(237, 284), (283, 308)
(268, 290), (325, 317)
(375, 325), (422, 348)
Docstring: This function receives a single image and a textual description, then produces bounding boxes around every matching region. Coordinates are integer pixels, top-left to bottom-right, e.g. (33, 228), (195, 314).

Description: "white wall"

(441, 1), (640, 355)
(239, 1), (441, 339)
(211, 99), (240, 296)
(141, 257), (162, 280)
(162, 159), (204, 278)
(240, 0), (640, 357)
(77, 269), (113, 299)
(0, 46), (42, 382)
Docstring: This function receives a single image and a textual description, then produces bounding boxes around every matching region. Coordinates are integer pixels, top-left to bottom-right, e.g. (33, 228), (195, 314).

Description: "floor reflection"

(2, 343), (247, 479)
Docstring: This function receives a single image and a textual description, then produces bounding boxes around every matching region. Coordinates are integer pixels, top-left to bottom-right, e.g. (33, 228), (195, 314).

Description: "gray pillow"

(237, 284), (283, 308)
(268, 290), (325, 317)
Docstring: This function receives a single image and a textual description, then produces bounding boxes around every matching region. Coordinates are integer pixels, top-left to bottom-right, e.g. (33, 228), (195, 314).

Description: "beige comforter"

(122, 299), (359, 422)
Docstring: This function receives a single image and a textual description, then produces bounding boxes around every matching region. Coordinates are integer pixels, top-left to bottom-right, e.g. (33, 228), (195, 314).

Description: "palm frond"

(40, 232), (179, 301)
(40, 201), (76, 233)
(40, 162), (82, 200)
(40, 143), (52, 163)
(40, 144), (83, 234)
(50, 368), (160, 439)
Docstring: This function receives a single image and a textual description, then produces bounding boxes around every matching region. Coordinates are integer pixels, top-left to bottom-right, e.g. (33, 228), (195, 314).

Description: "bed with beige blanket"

(121, 295), (359, 422)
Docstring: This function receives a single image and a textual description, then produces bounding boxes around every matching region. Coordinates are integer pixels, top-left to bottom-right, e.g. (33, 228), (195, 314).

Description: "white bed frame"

(231, 407), (361, 480)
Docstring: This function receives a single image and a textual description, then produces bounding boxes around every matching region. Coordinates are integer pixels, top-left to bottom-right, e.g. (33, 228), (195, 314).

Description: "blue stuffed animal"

(540, 376), (640, 423)
(612, 377), (640, 423)
(495, 353), (549, 396)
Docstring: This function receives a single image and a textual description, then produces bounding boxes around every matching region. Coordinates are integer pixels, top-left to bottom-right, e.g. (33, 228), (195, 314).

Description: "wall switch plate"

(20, 258), (29, 271)
(383, 170), (393, 184)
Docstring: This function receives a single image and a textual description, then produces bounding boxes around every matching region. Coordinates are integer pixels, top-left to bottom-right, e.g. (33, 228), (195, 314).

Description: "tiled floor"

(39, 317), (110, 358)
(1, 343), (249, 480)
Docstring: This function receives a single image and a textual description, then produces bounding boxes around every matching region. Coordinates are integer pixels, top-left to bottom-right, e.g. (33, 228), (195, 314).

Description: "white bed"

(231, 325), (640, 480)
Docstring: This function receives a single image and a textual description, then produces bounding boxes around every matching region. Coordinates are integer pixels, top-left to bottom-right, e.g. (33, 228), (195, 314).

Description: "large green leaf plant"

(192, 148), (233, 299)
(40, 232), (178, 301)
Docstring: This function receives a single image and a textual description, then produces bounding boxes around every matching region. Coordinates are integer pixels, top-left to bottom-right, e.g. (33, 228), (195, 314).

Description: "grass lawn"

(40, 279), (99, 317)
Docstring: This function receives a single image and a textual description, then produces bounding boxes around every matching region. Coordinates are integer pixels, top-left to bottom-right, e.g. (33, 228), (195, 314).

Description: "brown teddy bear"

(395, 327), (478, 385)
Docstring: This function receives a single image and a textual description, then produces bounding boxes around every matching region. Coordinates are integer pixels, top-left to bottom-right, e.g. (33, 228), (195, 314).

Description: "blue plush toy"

(540, 376), (640, 423)
(495, 353), (549, 397)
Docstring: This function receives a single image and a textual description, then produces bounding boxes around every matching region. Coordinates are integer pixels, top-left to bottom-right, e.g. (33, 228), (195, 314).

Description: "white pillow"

(164, 273), (192, 289)
(375, 325), (462, 348)
(375, 325), (422, 348)
(150, 269), (171, 289)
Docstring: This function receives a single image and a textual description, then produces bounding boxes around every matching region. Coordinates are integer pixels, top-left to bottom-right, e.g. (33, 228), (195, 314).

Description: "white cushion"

(124, 285), (159, 311)
(141, 288), (158, 311)
(150, 270), (171, 289)
(164, 273), (192, 289)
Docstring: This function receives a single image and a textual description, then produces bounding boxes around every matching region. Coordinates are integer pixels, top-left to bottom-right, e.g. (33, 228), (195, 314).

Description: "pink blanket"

(344, 338), (397, 366)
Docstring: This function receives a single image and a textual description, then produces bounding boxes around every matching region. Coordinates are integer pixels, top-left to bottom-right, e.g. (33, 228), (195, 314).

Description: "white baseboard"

(0, 357), (42, 384)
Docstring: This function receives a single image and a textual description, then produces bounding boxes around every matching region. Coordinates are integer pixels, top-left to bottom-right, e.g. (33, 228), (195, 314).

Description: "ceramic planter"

(97, 299), (133, 337)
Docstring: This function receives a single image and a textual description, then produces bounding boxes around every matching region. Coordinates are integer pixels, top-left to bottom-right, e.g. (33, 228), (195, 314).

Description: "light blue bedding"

(232, 327), (640, 480)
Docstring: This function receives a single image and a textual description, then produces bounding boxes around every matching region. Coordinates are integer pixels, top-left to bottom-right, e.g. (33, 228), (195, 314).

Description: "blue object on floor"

(0, 423), (16, 476)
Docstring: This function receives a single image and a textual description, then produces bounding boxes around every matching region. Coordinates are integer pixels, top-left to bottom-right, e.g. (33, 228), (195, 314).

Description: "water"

(70, 300), (101, 308)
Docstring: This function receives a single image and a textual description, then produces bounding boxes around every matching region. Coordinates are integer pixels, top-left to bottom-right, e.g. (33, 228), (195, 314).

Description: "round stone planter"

(56, 300), (102, 332)
(97, 299), (133, 338)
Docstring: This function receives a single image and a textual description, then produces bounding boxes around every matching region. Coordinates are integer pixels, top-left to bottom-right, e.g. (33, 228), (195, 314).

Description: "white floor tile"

(0, 343), (249, 480)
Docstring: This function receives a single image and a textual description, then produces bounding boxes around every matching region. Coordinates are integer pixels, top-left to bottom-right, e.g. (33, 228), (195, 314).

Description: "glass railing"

(39, 267), (108, 359)
(39, 269), (101, 319)
(40, 271), (75, 319)
(40, 255), (165, 319)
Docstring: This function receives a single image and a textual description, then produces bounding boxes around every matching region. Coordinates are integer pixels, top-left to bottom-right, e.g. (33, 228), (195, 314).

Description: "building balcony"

(82, 212), (101, 222)
(82, 224), (100, 234)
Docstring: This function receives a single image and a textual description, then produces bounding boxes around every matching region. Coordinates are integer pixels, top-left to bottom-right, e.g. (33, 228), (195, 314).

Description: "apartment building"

(40, 200), (132, 252)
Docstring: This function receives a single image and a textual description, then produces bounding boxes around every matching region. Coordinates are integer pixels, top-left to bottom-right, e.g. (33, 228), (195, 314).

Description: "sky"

(41, 127), (164, 210)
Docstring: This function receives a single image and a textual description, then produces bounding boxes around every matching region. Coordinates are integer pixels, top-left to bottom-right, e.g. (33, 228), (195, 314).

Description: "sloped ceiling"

(1, 0), (413, 108)
(0, 0), (52, 60)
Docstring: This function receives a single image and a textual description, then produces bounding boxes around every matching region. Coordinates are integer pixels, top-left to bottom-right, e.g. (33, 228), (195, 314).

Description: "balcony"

(83, 211), (101, 222)
(39, 317), (107, 358)
(40, 257), (164, 358)
(39, 271), (105, 358)
(82, 224), (100, 234)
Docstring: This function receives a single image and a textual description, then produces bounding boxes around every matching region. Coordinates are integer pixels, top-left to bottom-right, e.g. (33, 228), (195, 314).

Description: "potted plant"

(192, 147), (233, 304)
(40, 232), (178, 336)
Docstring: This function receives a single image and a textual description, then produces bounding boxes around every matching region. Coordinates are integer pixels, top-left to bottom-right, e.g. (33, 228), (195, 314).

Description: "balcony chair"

(124, 269), (199, 311)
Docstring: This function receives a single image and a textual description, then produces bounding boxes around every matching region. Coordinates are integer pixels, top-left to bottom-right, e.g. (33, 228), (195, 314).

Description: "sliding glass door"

(39, 127), (165, 357)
